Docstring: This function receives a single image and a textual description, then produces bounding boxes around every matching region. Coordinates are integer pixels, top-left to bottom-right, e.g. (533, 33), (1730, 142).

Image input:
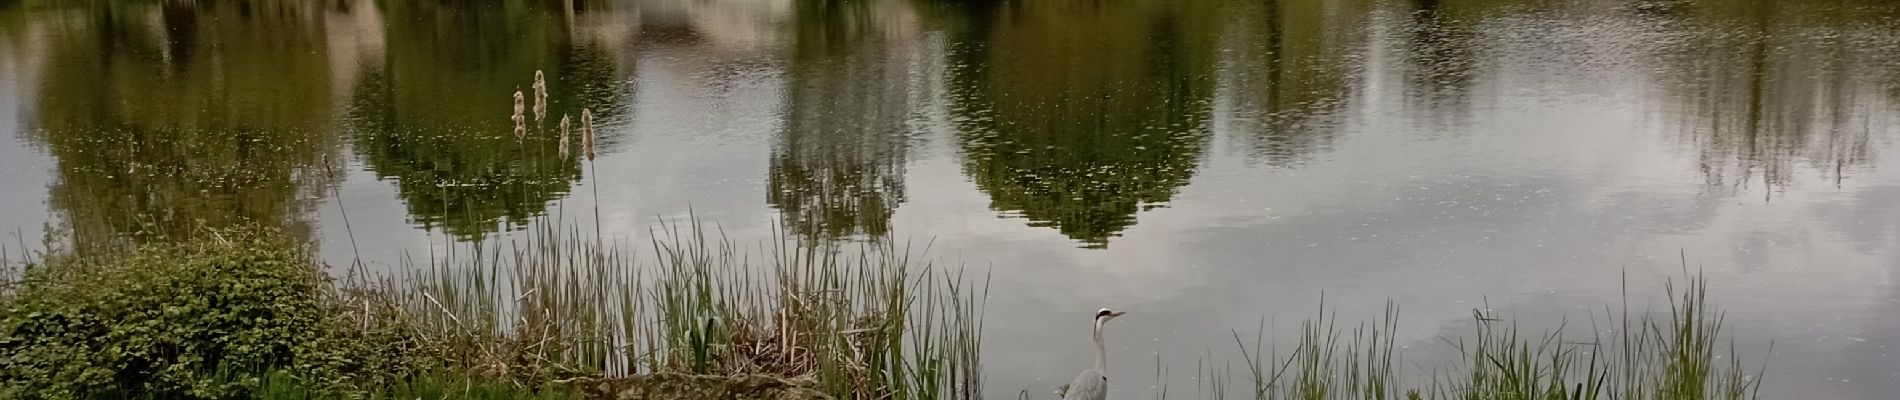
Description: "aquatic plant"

(512, 89), (528, 139)
(581, 108), (596, 161)
(559, 114), (572, 160)
(0, 217), (1766, 400)
(533, 70), (549, 123)
(358, 217), (987, 400)
(1180, 275), (1763, 400)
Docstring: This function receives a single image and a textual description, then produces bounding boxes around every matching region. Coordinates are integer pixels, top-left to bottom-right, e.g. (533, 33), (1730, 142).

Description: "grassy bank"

(0, 222), (1764, 400)
(0, 222), (985, 399)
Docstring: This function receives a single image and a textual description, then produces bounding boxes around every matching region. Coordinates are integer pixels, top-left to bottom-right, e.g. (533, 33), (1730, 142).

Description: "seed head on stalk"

(512, 89), (527, 139)
(559, 114), (572, 160)
(581, 108), (596, 161)
(533, 70), (548, 122)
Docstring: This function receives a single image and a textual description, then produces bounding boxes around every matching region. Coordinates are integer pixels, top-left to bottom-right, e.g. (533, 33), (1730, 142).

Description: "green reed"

(363, 217), (986, 400)
(1185, 274), (1762, 400)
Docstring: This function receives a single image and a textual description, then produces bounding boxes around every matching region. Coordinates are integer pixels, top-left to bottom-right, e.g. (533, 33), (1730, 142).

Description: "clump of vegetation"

(0, 216), (987, 399)
(0, 228), (588, 399)
(375, 218), (987, 400)
(0, 230), (356, 398)
(1185, 275), (1765, 400)
(0, 216), (1767, 400)
(249, 369), (583, 400)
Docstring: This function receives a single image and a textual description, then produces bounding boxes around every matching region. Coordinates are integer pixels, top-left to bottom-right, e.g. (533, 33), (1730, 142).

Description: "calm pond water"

(3, 0), (1899, 397)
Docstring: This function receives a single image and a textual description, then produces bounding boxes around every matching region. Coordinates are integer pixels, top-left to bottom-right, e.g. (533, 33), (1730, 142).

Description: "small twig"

(421, 291), (467, 329)
(361, 298), (370, 331)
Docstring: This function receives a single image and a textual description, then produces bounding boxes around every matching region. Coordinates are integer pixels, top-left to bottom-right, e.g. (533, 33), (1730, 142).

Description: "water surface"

(2, 0), (1898, 398)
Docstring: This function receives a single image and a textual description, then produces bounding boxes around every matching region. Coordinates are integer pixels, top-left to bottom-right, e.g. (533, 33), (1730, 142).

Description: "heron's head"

(1094, 308), (1127, 323)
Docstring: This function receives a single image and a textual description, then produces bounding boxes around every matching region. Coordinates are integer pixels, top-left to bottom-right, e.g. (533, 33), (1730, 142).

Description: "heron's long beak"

(1109, 311), (1127, 318)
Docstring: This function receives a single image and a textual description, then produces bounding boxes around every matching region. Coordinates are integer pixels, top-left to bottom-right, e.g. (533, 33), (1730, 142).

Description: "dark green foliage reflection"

(949, 0), (1220, 248)
(344, 0), (623, 239)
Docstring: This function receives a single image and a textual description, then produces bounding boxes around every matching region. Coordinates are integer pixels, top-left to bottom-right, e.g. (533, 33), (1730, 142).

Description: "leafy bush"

(0, 231), (356, 399)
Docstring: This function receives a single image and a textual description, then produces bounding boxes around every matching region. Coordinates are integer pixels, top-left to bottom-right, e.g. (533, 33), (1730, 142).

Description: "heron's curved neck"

(1093, 318), (1108, 371)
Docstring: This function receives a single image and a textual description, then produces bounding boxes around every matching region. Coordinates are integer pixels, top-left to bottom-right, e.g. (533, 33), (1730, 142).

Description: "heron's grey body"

(1062, 309), (1123, 400)
(1062, 368), (1107, 400)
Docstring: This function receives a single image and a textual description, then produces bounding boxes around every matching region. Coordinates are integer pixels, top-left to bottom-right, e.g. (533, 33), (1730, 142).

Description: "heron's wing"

(1062, 368), (1107, 400)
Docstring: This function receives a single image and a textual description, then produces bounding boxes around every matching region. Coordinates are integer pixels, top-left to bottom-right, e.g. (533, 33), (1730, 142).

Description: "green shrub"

(0, 231), (354, 399)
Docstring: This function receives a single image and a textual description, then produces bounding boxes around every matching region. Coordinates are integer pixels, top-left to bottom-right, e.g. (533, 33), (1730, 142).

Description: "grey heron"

(1062, 308), (1126, 400)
